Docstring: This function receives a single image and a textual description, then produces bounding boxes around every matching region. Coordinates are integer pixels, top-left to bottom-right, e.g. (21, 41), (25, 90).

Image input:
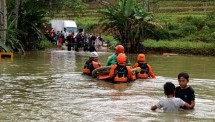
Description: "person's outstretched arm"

(183, 102), (193, 109)
(109, 64), (117, 78)
(147, 64), (156, 78)
(151, 105), (158, 111)
(126, 66), (136, 81)
(133, 63), (138, 68)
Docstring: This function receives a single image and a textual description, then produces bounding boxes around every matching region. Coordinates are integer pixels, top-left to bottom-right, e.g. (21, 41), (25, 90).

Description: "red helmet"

(117, 53), (126, 65)
(137, 54), (145, 62)
(115, 45), (124, 53)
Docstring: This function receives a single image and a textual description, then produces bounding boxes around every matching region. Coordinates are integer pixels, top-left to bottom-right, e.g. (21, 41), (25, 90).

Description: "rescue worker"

(106, 45), (130, 66)
(83, 52), (101, 76)
(109, 53), (136, 83)
(133, 54), (156, 79)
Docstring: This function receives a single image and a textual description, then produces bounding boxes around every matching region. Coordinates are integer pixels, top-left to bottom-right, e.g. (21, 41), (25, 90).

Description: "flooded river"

(0, 50), (215, 121)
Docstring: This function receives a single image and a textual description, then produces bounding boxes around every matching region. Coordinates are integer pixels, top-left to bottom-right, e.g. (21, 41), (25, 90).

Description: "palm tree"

(99, 0), (152, 53)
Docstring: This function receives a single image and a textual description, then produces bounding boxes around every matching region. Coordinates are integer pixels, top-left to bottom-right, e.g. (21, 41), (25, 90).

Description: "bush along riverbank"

(142, 40), (215, 56)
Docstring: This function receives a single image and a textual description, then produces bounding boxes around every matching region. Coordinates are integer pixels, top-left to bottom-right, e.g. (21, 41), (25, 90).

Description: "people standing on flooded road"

(106, 45), (131, 66)
(66, 33), (75, 51)
(83, 33), (97, 52)
(57, 31), (64, 46)
(75, 32), (85, 51)
(175, 72), (195, 109)
(151, 82), (193, 112)
(109, 53), (136, 83)
(133, 54), (156, 79)
(83, 52), (101, 76)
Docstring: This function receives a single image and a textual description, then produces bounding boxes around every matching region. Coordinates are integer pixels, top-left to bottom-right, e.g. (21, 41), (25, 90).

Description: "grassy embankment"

(53, 1), (215, 55)
(146, 1), (215, 55)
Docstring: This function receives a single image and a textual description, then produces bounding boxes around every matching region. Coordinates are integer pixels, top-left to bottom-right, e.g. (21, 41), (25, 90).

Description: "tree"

(0, 0), (86, 52)
(0, 0), (7, 50)
(99, 0), (152, 53)
(15, 0), (20, 30)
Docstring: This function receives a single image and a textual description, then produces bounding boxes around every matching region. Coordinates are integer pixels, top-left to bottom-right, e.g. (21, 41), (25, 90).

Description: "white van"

(50, 20), (78, 37)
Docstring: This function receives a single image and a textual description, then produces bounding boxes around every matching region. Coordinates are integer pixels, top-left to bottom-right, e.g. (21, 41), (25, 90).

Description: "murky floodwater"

(0, 50), (215, 121)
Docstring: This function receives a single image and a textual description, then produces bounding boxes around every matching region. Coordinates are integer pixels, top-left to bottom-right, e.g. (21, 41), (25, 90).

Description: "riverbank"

(143, 40), (215, 56)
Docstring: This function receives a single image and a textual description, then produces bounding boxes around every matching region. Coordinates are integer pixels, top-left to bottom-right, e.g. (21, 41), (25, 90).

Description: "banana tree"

(99, 0), (152, 53)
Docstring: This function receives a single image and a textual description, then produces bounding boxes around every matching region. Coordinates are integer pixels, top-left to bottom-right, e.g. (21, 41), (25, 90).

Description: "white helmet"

(90, 52), (98, 58)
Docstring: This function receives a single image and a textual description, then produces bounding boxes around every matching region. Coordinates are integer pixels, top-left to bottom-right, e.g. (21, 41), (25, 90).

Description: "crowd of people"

(65, 32), (103, 52)
(82, 44), (195, 113)
(43, 23), (103, 52)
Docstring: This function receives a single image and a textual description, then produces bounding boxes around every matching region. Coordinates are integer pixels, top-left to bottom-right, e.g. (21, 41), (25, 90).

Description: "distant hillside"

(87, 0), (215, 14)
(153, 1), (215, 14)
(54, 1), (215, 18)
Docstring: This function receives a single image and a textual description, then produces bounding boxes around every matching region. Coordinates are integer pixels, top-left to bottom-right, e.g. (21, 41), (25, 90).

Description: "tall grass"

(143, 40), (215, 49)
(75, 17), (99, 33)
(143, 40), (215, 55)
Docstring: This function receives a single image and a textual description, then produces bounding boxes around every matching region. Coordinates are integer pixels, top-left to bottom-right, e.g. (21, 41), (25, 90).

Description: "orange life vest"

(137, 73), (148, 79)
(83, 68), (91, 75)
(113, 65), (128, 83)
(136, 62), (149, 79)
(83, 60), (100, 75)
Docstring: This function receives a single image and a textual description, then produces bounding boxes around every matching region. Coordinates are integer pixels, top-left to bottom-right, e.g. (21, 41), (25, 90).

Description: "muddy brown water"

(0, 50), (214, 121)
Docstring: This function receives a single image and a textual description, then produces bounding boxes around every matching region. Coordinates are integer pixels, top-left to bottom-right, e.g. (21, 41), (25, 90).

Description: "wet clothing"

(76, 34), (84, 48)
(83, 59), (101, 76)
(133, 62), (156, 79)
(156, 97), (185, 112)
(66, 35), (75, 51)
(88, 45), (97, 52)
(106, 53), (131, 66)
(106, 54), (117, 66)
(109, 64), (136, 83)
(175, 86), (195, 105)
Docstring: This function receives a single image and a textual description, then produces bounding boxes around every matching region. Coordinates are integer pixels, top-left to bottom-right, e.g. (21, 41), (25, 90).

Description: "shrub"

(167, 22), (179, 30)
(178, 16), (205, 30)
(76, 18), (99, 33)
(179, 25), (198, 37)
(204, 32), (215, 43)
(206, 12), (215, 21)
(38, 39), (53, 50)
(154, 29), (171, 40)
(169, 30), (182, 39)
(207, 21), (215, 29)
(102, 35), (117, 49)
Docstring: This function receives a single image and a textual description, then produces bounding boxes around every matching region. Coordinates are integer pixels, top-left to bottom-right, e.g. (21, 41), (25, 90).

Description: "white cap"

(90, 52), (98, 58)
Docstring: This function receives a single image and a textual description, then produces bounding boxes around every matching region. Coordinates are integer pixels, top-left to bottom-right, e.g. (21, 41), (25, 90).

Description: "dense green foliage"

(98, 0), (154, 52)
(0, 0), (85, 53)
(1, 0), (215, 55)
(76, 17), (99, 33)
(73, 0), (215, 55)
(38, 39), (53, 50)
(153, 13), (215, 43)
